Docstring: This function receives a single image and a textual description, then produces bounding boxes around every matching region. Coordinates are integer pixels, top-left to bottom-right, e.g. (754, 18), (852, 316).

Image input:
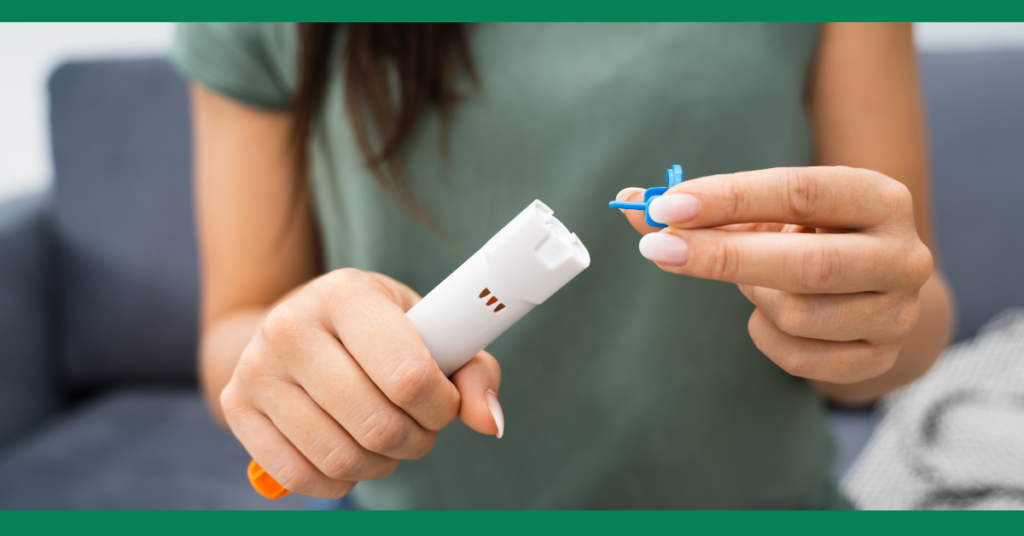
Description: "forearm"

(811, 270), (954, 405)
(190, 85), (323, 424)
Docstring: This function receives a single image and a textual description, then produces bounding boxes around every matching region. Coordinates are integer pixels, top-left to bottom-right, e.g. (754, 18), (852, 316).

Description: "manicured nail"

(615, 187), (644, 202)
(486, 389), (504, 439)
(639, 232), (690, 265)
(648, 194), (700, 224)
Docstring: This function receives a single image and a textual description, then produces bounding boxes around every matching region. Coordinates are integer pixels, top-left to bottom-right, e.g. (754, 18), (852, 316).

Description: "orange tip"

(248, 459), (292, 500)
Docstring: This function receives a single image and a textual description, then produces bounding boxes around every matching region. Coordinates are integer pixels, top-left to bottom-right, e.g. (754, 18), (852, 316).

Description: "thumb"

(615, 187), (662, 236)
(450, 351), (504, 438)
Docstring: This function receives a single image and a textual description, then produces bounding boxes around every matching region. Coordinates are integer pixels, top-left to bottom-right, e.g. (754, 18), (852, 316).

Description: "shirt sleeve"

(169, 23), (295, 110)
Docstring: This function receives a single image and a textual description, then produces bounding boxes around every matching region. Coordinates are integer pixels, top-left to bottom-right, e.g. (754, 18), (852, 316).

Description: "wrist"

(199, 307), (270, 425)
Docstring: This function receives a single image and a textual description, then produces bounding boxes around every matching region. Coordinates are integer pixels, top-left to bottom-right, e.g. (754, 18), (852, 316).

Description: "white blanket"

(843, 308), (1024, 510)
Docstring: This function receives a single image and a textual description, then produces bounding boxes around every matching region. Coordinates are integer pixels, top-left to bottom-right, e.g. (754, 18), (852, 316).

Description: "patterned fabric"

(844, 309), (1024, 510)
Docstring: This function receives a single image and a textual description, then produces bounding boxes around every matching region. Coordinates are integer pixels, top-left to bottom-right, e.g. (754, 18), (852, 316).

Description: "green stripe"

(3, 510), (1023, 535)
(2, 0), (1024, 22)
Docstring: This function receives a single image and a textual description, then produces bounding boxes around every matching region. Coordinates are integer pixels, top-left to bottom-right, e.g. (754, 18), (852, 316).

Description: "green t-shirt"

(172, 23), (845, 509)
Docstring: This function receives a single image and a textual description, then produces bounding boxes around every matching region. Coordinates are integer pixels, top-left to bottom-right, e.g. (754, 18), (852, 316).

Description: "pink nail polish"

(648, 194), (700, 224)
(486, 389), (504, 439)
(639, 233), (690, 265)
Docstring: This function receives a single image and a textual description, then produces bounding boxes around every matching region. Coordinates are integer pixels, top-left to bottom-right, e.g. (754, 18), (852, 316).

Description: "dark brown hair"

(291, 23), (475, 229)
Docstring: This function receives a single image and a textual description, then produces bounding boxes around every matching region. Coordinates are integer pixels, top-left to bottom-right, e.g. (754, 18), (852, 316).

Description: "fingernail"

(639, 232), (690, 265)
(648, 194), (700, 224)
(486, 389), (504, 439)
(615, 187), (644, 202)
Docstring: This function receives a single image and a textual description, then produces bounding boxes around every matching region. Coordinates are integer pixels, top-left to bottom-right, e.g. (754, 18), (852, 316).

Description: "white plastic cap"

(483, 200), (590, 304)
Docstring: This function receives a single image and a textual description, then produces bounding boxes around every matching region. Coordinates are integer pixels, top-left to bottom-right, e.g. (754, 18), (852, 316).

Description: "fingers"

(317, 269), (461, 432)
(738, 284), (920, 343)
(246, 378), (401, 481)
(280, 327), (438, 460)
(747, 309), (900, 384)
(450, 351), (503, 437)
(221, 383), (356, 499)
(615, 188), (662, 235)
(657, 167), (912, 230)
(642, 228), (910, 294)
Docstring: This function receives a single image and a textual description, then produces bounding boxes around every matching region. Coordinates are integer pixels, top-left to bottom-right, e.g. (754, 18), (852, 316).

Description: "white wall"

(0, 23), (174, 202)
(916, 22), (1024, 51)
(1, 22), (1024, 203)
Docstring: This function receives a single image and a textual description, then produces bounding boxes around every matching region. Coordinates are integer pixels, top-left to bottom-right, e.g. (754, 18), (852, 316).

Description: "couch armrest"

(0, 192), (62, 450)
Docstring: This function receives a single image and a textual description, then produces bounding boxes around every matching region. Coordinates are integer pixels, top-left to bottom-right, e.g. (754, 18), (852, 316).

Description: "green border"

(2, 0), (1024, 21)
(3, 510), (1023, 535)
(3, 2), (1023, 531)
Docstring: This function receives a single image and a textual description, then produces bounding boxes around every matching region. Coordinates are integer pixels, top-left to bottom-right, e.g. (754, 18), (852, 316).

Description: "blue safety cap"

(608, 165), (685, 228)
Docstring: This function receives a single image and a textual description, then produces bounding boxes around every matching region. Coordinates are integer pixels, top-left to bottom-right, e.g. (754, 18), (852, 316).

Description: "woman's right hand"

(220, 268), (504, 499)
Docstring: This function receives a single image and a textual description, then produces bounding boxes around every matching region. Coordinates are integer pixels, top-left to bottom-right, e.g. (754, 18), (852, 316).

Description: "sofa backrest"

(921, 50), (1024, 341)
(49, 59), (197, 387)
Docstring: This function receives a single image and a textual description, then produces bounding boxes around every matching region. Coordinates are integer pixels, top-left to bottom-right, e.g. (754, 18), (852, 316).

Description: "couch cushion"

(0, 388), (309, 509)
(0, 194), (62, 448)
(49, 59), (198, 386)
(921, 51), (1024, 341)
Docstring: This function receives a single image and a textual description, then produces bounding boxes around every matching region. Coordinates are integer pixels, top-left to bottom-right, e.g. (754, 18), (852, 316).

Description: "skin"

(619, 23), (952, 405)
(193, 87), (502, 498)
(193, 22), (952, 499)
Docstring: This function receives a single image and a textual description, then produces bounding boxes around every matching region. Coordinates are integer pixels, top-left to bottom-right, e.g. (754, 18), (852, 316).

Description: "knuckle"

(317, 445), (362, 481)
(323, 268), (367, 301)
(385, 358), (433, 408)
(273, 461), (317, 495)
(322, 483), (356, 500)
(706, 238), (744, 282)
(905, 242), (934, 284)
(405, 431), (438, 460)
(891, 299), (922, 338)
(430, 406), (459, 431)
(218, 384), (249, 425)
(259, 306), (306, 348)
(797, 242), (844, 292)
(324, 267), (365, 289)
(783, 168), (823, 221)
(357, 408), (410, 455)
(776, 300), (816, 336)
(883, 178), (914, 214)
(723, 178), (749, 222)
(323, 268), (388, 319)
(235, 349), (274, 388)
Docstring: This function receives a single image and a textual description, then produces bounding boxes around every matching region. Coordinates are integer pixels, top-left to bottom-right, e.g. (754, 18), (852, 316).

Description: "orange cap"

(248, 460), (292, 499)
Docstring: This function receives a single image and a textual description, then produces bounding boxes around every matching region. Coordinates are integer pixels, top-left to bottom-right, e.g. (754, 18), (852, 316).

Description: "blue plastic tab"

(608, 165), (685, 228)
(668, 165), (683, 187)
(608, 201), (647, 210)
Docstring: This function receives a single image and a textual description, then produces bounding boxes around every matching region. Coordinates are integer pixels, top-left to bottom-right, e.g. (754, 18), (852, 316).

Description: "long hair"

(291, 23), (475, 231)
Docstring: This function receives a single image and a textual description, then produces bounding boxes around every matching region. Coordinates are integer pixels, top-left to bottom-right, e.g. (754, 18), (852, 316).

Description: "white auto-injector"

(246, 200), (589, 500)
(406, 200), (590, 376)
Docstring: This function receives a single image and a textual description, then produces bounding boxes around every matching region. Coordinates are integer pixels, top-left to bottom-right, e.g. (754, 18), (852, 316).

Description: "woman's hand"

(618, 166), (933, 385)
(220, 268), (503, 499)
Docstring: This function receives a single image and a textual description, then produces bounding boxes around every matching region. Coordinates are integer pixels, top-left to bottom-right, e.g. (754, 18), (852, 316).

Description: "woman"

(171, 23), (953, 509)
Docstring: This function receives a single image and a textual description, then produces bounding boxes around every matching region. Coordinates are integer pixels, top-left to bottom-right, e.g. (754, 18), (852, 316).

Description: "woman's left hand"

(618, 166), (934, 384)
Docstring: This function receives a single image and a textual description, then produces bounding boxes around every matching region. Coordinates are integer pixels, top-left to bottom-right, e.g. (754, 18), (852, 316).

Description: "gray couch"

(1, 51), (1022, 509)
